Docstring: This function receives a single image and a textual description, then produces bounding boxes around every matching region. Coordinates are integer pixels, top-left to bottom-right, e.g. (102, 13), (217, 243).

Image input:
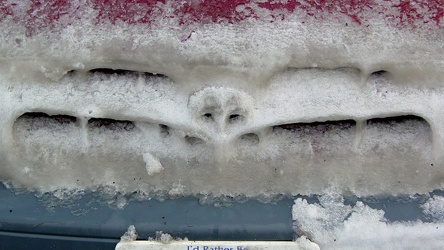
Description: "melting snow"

(293, 194), (444, 249)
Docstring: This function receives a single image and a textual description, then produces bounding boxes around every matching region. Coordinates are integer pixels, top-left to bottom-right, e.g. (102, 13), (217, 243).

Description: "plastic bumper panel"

(0, 184), (294, 249)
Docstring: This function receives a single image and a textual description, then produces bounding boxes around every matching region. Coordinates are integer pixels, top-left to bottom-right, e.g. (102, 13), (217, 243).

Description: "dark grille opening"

(87, 118), (135, 131)
(367, 115), (426, 125)
(274, 120), (356, 133)
(368, 70), (393, 83)
(88, 68), (167, 78)
(16, 112), (77, 128)
(369, 70), (389, 77)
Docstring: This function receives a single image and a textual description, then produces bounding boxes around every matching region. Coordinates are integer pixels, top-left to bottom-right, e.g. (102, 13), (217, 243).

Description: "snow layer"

(1, 1), (444, 199)
(293, 194), (444, 249)
(121, 225), (138, 242)
(422, 195), (444, 221)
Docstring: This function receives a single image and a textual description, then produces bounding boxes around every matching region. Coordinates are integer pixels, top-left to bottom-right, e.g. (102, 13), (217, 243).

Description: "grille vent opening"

(87, 118), (135, 131)
(363, 115), (432, 151)
(274, 120), (356, 132)
(367, 115), (425, 126)
(88, 68), (167, 78)
(368, 70), (393, 85)
(15, 112), (77, 129)
(369, 70), (390, 77)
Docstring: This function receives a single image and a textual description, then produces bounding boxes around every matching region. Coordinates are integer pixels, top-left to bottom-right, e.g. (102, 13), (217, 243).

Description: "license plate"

(115, 241), (318, 250)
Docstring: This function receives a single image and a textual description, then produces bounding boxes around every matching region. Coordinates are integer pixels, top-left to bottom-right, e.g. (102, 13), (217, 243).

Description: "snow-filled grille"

(1, 66), (442, 197)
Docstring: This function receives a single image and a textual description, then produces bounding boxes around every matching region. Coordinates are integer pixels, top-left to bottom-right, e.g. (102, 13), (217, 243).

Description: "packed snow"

(2, 58), (443, 197)
(121, 225), (138, 242)
(292, 194), (444, 249)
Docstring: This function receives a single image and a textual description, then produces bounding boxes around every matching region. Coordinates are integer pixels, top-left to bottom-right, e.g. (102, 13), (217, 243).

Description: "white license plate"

(115, 241), (318, 250)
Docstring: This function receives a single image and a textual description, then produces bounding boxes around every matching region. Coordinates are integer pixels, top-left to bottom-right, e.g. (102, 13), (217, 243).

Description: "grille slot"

(367, 115), (425, 126)
(88, 68), (167, 78)
(9, 106), (438, 196)
(270, 119), (357, 157)
(274, 120), (356, 133)
(368, 70), (391, 79)
(362, 115), (432, 156)
(87, 118), (135, 131)
(15, 112), (77, 130)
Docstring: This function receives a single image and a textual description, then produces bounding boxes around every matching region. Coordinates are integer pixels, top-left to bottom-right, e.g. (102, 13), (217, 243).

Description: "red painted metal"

(1, 0), (443, 35)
